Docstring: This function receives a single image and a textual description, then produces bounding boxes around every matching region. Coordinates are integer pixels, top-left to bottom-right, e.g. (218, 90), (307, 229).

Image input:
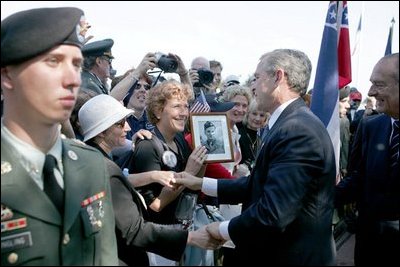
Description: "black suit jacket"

(336, 114), (399, 265)
(106, 159), (188, 266)
(217, 98), (337, 265)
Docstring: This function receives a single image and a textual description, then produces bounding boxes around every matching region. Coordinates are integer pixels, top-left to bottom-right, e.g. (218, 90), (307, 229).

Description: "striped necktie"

(390, 120), (399, 168)
(43, 154), (64, 214)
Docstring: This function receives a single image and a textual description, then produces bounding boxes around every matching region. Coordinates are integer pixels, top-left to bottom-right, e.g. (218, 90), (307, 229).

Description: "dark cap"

(205, 94), (235, 112)
(204, 121), (215, 130)
(82, 39), (114, 59)
(339, 86), (350, 100)
(1, 7), (84, 67)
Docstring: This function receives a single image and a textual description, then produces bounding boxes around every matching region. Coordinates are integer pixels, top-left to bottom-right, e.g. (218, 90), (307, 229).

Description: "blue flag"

(311, 1), (339, 127)
(311, 1), (351, 180)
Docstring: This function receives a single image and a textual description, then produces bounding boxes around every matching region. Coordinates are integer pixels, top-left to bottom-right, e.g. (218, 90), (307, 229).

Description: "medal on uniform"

(162, 151), (177, 168)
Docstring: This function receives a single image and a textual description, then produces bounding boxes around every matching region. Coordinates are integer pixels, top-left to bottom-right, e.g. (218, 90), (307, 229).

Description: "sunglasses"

(113, 118), (126, 128)
(134, 83), (151, 91)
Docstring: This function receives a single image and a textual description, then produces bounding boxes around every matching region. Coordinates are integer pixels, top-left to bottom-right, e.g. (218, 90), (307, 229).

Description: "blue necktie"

(390, 120), (399, 168)
(43, 154), (64, 214)
(261, 125), (270, 142)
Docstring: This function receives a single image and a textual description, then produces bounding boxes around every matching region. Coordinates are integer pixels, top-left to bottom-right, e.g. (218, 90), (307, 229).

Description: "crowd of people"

(1, 6), (398, 266)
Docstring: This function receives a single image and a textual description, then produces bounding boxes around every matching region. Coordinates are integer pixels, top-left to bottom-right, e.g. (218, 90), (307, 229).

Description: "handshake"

(172, 171), (228, 250)
(188, 222), (226, 250)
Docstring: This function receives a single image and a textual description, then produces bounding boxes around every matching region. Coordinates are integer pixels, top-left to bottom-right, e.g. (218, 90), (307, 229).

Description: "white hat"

(79, 94), (133, 142)
(224, 75), (240, 87)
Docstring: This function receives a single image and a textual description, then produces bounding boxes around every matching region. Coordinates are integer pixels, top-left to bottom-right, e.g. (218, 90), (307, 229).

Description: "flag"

(310, 1), (352, 181)
(338, 1), (352, 88)
(351, 14), (362, 56)
(385, 17), (395, 55)
(190, 89), (210, 113)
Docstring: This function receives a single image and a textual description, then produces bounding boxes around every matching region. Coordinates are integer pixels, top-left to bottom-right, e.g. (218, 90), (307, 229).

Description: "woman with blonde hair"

(238, 99), (270, 171)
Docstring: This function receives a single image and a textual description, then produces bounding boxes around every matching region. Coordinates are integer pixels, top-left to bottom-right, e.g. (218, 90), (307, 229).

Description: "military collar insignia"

(1, 161), (12, 175)
(1, 205), (14, 222)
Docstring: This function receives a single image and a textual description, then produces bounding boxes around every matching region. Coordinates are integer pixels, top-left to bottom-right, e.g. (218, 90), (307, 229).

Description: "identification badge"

(162, 151), (177, 168)
(1, 232), (32, 253)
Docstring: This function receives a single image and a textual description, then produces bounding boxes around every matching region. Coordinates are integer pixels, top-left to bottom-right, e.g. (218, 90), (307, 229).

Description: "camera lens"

(197, 68), (214, 85)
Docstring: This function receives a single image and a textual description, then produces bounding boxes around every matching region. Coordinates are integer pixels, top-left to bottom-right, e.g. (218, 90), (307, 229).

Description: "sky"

(2, 1), (399, 101)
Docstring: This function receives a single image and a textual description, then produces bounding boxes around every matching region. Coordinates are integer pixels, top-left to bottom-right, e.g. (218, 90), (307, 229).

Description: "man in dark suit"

(336, 53), (399, 266)
(1, 7), (118, 265)
(175, 49), (337, 265)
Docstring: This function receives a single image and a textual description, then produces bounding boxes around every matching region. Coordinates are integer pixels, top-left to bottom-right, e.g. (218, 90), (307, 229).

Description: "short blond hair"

(146, 80), (193, 125)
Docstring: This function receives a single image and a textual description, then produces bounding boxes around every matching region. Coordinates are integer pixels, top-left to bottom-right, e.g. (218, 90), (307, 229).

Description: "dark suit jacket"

(217, 98), (337, 265)
(106, 158), (188, 266)
(336, 114), (399, 265)
(1, 137), (118, 266)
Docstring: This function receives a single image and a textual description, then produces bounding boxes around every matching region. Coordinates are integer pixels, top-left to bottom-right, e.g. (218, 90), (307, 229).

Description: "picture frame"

(190, 112), (234, 163)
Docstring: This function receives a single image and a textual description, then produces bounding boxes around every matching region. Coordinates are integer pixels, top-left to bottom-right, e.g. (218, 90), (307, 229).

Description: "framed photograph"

(190, 112), (234, 163)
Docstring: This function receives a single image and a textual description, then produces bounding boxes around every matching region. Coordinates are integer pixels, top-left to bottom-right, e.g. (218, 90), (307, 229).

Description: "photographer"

(189, 56), (215, 98)
(110, 52), (191, 159)
(111, 52), (191, 101)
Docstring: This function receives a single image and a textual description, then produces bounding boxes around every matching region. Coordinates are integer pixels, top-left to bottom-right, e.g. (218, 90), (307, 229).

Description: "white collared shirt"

(202, 97), (300, 242)
(1, 120), (64, 190)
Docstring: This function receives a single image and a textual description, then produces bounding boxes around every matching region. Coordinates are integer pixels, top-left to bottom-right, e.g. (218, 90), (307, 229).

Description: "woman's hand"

(185, 146), (207, 175)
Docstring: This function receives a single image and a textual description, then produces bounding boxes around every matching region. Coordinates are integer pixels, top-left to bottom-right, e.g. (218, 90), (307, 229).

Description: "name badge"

(1, 232), (32, 252)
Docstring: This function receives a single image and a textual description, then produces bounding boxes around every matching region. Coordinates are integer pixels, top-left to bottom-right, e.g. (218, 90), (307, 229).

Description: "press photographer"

(189, 56), (215, 97)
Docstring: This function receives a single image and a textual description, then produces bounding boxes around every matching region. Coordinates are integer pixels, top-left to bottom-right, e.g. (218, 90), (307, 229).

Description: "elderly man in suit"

(175, 49), (337, 265)
(1, 7), (118, 265)
(336, 53), (399, 266)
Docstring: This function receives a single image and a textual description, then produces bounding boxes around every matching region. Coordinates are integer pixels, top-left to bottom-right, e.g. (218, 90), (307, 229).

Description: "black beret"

(1, 7), (85, 67)
(82, 39), (114, 59)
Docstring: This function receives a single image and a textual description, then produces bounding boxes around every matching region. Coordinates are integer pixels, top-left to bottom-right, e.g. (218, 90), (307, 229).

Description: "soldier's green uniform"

(1, 7), (118, 265)
(1, 134), (118, 265)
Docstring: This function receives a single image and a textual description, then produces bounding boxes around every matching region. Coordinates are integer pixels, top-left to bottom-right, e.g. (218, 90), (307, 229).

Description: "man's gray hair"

(259, 49), (312, 96)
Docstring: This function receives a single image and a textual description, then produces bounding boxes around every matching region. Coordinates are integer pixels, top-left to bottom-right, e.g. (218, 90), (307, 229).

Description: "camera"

(154, 52), (178, 73)
(193, 68), (214, 87)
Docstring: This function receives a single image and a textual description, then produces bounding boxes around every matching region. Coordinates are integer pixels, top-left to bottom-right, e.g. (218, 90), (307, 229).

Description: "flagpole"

(385, 17), (395, 55)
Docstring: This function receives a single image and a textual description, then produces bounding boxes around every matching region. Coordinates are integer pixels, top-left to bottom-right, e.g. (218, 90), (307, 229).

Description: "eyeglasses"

(101, 57), (112, 65)
(113, 118), (126, 128)
(134, 83), (151, 91)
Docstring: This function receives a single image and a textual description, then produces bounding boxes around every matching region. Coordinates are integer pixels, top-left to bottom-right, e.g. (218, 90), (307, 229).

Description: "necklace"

(245, 131), (258, 158)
